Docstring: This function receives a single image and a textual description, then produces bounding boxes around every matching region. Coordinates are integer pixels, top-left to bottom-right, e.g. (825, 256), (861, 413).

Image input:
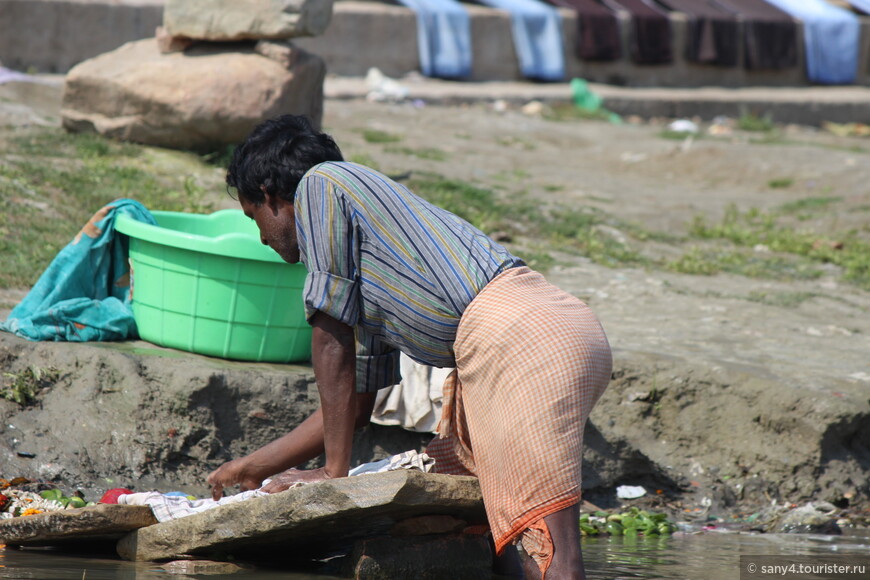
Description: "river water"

(1, 529), (868, 579)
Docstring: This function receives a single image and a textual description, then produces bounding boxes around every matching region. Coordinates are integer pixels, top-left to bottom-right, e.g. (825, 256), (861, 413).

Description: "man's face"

(240, 195), (300, 264)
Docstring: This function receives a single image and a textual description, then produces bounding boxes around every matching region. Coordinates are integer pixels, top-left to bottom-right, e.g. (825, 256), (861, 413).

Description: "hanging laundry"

(396, 0), (473, 78)
(710, 0), (797, 70)
(473, 0), (566, 80)
(602, 0), (673, 64)
(761, 0), (859, 85)
(545, 0), (622, 61)
(657, 0), (739, 66)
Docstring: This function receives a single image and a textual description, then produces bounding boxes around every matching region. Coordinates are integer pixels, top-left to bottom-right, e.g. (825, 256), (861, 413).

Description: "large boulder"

(164, 0), (335, 41)
(60, 38), (325, 151)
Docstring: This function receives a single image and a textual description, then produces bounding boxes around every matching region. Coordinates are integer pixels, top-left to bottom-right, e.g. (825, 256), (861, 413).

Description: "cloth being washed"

(119, 450), (435, 523)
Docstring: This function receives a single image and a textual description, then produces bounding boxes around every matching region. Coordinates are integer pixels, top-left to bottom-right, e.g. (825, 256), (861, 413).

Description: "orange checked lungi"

(427, 266), (612, 575)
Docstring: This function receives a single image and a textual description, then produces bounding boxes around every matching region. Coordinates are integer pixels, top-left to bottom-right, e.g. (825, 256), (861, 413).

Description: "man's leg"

(542, 503), (586, 580)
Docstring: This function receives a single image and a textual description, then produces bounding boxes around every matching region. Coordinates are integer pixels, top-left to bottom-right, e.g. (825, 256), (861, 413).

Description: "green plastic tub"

(115, 209), (311, 363)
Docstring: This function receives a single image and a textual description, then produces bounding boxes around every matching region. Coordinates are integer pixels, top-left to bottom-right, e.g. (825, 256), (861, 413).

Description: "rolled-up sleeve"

(296, 173), (400, 392)
(297, 175), (359, 327)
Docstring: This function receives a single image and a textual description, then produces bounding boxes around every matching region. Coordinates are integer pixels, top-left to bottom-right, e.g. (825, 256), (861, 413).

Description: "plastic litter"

(521, 100), (545, 116)
(365, 68), (410, 102)
(667, 119), (700, 134)
(571, 78), (622, 124)
(616, 485), (647, 499)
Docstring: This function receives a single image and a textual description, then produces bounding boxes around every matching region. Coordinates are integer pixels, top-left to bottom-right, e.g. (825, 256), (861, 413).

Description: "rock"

(391, 514), (467, 536)
(61, 38), (325, 151)
(773, 502), (842, 534)
(349, 534), (492, 579)
(163, 0), (334, 41)
(0, 504), (157, 547)
(116, 470), (486, 562)
(161, 559), (251, 575)
(155, 26), (194, 54)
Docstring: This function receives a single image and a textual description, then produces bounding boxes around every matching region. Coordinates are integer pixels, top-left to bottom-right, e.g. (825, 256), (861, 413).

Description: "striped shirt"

(295, 162), (524, 392)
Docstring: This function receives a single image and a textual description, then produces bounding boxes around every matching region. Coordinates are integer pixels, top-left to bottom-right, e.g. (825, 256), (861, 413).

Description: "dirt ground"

(1, 81), (869, 524)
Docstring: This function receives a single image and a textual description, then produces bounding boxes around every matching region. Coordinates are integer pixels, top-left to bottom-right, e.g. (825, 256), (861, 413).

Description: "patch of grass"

(767, 178), (794, 189)
(667, 246), (825, 281)
(682, 204), (870, 289)
(1, 366), (60, 405)
(659, 130), (699, 141)
(347, 153), (381, 171)
(738, 111), (776, 133)
(543, 184), (564, 192)
(778, 196), (842, 214)
(407, 173), (646, 271)
(746, 291), (822, 308)
(492, 169), (530, 182)
(384, 146), (448, 161)
(201, 144), (235, 168)
(543, 102), (615, 123)
(408, 176), (510, 233)
(495, 136), (537, 151)
(0, 127), (217, 288)
(360, 129), (402, 144)
(515, 248), (557, 271)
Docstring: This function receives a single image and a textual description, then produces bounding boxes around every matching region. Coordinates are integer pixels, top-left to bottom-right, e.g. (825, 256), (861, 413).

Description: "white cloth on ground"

(371, 353), (451, 433)
(118, 450), (435, 523)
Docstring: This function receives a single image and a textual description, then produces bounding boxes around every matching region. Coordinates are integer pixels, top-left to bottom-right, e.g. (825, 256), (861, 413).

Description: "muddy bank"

(0, 297), (867, 525)
(1, 80), (869, 526)
(0, 336), (431, 500)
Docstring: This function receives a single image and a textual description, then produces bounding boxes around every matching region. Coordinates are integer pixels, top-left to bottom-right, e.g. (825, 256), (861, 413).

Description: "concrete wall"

(0, 0), (163, 73)
(1, 0), (868, 87)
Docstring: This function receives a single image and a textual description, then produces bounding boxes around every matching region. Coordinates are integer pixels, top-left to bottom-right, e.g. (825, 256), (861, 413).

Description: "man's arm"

(309, 309), (358, 479)
(207, 311), (372, 498)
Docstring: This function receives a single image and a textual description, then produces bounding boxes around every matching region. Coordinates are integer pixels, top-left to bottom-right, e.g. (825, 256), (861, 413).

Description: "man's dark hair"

(226, 114), (344, 204)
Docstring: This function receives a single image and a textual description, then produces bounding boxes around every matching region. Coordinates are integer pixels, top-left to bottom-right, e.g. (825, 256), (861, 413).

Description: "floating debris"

(580, 507), (678, 536)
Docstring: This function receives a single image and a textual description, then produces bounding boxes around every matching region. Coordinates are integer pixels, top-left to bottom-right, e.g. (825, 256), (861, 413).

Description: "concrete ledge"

(2, 0), (870, 87)
(0, 0), (163, 73)
(324, 76), (870, 126)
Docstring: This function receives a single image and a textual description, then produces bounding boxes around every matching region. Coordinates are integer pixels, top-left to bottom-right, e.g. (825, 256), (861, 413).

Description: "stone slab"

(163, 0), (334, 41)
(0, 504), (157, 546)
(116, 470), (486, 562)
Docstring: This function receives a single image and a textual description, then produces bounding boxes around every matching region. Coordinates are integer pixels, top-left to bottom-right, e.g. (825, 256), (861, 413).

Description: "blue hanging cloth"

(761, 0), (859, 85)
(844, 0), (870, 15)
(396, 0), (473, 78)
(0, 198), (156, 342)
(475, 0), (566, 81)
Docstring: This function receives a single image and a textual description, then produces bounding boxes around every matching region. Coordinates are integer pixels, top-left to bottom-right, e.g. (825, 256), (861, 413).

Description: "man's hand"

(260, 467), (338, 493)
(206, 458), (264, 501)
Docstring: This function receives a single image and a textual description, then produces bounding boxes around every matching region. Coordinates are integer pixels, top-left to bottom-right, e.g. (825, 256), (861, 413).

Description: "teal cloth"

(0, 198), (156, 341)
